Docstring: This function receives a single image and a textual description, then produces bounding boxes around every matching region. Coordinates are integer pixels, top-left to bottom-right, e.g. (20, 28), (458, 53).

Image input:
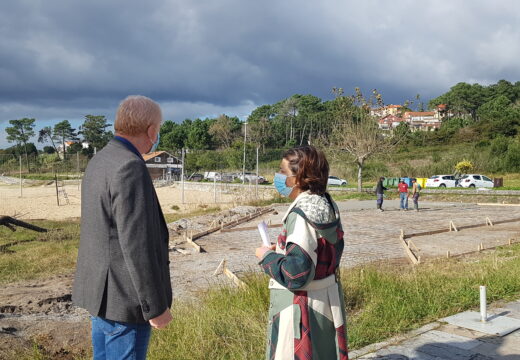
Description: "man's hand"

(255, 244), (276, 260)
(149, 308), (172, 329)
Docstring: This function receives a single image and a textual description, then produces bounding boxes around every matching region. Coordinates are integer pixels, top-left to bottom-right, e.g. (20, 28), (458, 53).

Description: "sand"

(0, 182), (276, 220)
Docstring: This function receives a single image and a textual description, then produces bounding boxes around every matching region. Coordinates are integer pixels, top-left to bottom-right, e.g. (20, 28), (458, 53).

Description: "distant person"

(398, 178), (409, 211)
(376, 176), (388, 211)
(72, 95), (172, 360)
(411, 178), (421, 211)
(255, 146), (349, 359)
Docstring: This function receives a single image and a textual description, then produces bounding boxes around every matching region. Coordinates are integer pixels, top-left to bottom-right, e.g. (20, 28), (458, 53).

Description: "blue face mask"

(274, 172), (295, 197)
(149, 132), (160, 153)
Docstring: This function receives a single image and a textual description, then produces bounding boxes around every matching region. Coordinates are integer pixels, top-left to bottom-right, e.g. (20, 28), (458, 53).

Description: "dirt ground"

(1, 198), (520, 358)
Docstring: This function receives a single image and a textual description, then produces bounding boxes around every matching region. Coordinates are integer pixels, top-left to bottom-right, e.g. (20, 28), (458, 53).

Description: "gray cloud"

(1, 0), (520, 147)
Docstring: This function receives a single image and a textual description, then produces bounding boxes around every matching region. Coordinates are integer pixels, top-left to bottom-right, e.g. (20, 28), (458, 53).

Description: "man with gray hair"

(73, 95), (172, 359)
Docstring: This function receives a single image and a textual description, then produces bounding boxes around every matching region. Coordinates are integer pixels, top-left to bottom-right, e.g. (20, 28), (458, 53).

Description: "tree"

(79, 115), (113, 151)
(208, 115), (241, 148)
(160, 120), (189, 150)
(248, 116), (271, 151)
(185, 119), (212, 150)
(43, 146), (56, 154)
(330, 88), (402, 191)
(38, 126), (59, 154)
(5, 118), (35, 170)
(53, 120), (78, 154)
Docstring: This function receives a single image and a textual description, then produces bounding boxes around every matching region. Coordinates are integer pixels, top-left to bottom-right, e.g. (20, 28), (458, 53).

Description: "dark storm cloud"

(1, 0), (520, 142)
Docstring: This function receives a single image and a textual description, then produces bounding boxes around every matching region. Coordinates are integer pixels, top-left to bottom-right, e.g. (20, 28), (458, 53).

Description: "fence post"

(181, 148), (185, 204)
(19, 156), (22, 198)
(256, 146), (259, 199)
(77, 151), (80, 191)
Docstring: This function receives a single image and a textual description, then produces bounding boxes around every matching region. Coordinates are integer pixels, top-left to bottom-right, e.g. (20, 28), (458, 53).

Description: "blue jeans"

(91, 316), (151, 360)
(399, 192), (408, 209)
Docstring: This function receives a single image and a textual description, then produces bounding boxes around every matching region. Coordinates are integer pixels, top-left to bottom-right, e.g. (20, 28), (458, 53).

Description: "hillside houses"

(374, 104), (447, 132)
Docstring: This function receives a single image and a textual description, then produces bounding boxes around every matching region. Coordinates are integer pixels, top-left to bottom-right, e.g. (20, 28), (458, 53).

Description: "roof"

(378, 114), (404, 123)
(142, 151), (167, 162)
(404, 111), (435, 117)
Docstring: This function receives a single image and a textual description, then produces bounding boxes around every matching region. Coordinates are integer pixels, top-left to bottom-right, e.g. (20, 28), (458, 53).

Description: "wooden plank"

(220, 223), (283, 233)
(187, 207), (276, 241)
(399, 236), (419, 265)
(408, 239), (420, 252)
(222, 207), (274, 229)
(406, 217), (520, 239)
(476, 203), (520, 207)
(186, 236), (201, 252)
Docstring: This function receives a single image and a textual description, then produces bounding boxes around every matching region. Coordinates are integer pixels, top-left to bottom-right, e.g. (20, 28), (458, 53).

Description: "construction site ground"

(1, 199), (520, 358)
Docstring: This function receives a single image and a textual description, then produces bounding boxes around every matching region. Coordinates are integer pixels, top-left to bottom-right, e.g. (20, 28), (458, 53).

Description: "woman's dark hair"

(283, 146), (329, 195)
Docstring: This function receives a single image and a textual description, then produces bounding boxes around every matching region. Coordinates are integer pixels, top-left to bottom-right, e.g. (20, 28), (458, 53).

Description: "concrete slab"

(442, 311), (520, 336)
(417, 330), (481, 350)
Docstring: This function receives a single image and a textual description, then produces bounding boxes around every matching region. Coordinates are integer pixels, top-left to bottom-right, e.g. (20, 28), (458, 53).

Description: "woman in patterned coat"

(255, 146), (349, 360)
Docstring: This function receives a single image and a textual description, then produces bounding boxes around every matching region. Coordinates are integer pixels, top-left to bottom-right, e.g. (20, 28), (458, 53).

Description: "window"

(473, 175), (481, 180)
(167, 157), (174, 163)
(483, 176), (492, 182)
(155, 157), (161, 163)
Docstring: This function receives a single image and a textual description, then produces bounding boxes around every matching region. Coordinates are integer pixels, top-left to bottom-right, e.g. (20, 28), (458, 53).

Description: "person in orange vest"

(398, 178), (409, 211)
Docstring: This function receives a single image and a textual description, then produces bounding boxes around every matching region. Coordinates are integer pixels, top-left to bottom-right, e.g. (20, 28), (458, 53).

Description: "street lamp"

(242, 122), (248, 184)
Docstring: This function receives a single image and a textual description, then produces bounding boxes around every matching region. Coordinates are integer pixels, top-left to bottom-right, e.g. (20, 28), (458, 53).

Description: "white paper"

(257, 221), (271, 247)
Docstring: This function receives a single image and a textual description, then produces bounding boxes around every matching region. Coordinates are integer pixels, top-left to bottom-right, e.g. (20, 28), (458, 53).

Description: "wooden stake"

(213, 259), (246, 288)
(449, 221), (458, 232)
(399, 236), (419, 265)
(447, 251), (451, 258)
(486, 217), (494, 226)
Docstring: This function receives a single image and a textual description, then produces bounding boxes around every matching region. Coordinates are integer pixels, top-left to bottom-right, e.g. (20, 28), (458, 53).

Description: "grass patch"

(149, 245), (520, 359)
(0, 220), (80, 284)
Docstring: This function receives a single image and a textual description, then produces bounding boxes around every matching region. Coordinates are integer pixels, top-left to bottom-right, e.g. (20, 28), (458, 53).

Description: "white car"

(426, 175), (457, 188)
(327, 176), (347, 186)
(458, 174), (494, 188)
(238, 172), (266, 183)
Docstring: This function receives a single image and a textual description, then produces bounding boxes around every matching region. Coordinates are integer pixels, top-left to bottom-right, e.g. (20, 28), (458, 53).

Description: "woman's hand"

(255, 244), (276, 260)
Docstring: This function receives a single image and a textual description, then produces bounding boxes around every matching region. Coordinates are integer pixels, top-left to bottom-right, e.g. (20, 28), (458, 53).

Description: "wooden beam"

(213, 259), (246, 288)
(406, 217), (520, 240)
(220, 223), (283, 233)
(399, 236), (419, 265)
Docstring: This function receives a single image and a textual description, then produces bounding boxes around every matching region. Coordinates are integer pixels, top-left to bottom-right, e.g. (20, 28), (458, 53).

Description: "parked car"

(426, 175), (457, 188)
(238, 172), (266, 183)
(327, 176), (347, 186)
(186, 173), (203, 181)
(457, 174), (494, 188)
(203, 171), (221, 181)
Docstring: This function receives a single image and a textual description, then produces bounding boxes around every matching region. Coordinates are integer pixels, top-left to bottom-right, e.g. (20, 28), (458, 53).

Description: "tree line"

(3, 80), (519, 185)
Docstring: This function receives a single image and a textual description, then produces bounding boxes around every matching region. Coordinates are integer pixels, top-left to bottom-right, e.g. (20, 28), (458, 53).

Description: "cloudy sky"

(1, 0), (519, 148)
